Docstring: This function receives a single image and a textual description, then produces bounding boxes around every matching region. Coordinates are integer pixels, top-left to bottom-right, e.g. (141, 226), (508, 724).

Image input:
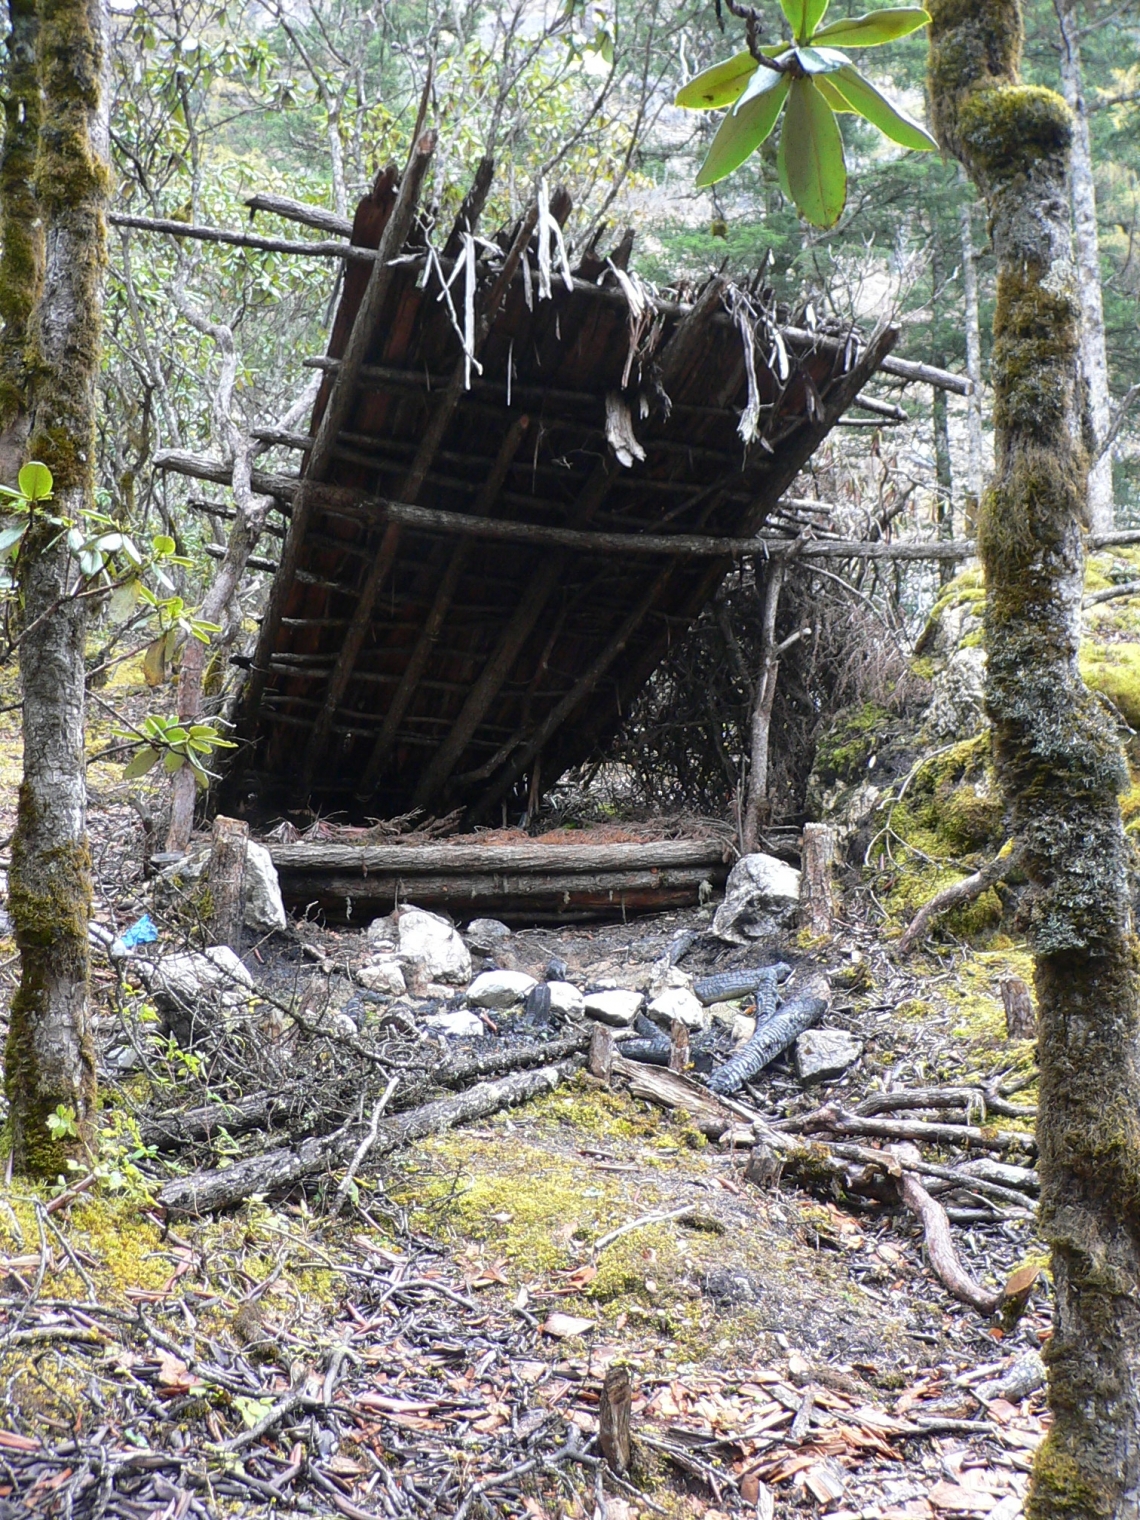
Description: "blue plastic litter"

(119, 913), (158, 948)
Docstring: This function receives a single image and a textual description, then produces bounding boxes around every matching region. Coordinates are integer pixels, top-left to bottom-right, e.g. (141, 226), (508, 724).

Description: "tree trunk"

(1054, 0), (1114, 535)
(930, 241), (954, 585)
(741, 563), (784, 854)
(928, 4), (1140, 1514)
(0, 0), (41, 479)
(958, 173), (986, 538)
(4, 0), (109, 1174)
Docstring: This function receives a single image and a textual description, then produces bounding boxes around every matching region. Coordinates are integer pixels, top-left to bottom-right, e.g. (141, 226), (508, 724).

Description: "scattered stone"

(244, 842), (287, 933)
(464, 917), (513, 955)
(794, 1028), (863, 1085)
(584, 988), (644, 1026)
(547, 981), (585, 1017)
(366, 915), (398, 949)
(648, 985), (707, 1030)
(327, 1011), (357, 1038)
(467, 969), (538, 1008)
(357, 958), (407, 996)
(701, 1267), (762, 1305)
(544, 956), (569, 982)
(712, 853), (801, 945)
(524, 983), (553, 1021)
(396, 907), (471, 985)
(424, 1009), (485, 1038)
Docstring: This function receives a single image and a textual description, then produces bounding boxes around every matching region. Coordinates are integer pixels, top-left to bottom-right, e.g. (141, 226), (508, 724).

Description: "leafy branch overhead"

(676, 1), (935, 227)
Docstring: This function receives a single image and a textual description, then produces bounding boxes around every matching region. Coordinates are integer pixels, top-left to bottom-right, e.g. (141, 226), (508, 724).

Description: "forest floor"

(0, 673), (1049, 1520)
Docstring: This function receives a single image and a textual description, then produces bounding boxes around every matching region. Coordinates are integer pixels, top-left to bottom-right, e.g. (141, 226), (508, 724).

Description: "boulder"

(244, 842), (287, 933)
(547, 981), (585, 1017)
(366, 914), (398, 949)
(712, 853), (801, 945)
(425, 1009), (485, 1038)
(794, 1028), (863, 1085)
(583, 988), (644, 1026)
(648, 986), (707, 1030)
(357, 958), (407, 997)
(465, 917), (512, 954)
(467, 969), (538, 1008)
(396, 907), (471, 985)
(149, 945), (254, 1007)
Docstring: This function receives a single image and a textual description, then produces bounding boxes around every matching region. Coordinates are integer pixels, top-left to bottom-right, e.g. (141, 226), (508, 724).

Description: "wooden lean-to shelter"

(150, 133), (971, 918)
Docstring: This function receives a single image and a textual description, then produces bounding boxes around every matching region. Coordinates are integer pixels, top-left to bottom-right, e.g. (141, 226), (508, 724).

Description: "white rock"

(547, 981), (585, 1017)
(464, 917), (512, 953)
(366, 914), (398, 949)
(425, 1009), (485, 1038)
(712, 853), (801, 946)
(794, 1028), (863, 1085)
(467, 969), (538, 1008)
(357, 958), (407, 996)
(150, 945), (254, 1007)
(328, 1011), (358, 1037)
(244, 842), (287, 933)
(584, 988), (644, 1026)
(648, 986), (707, 1030)
(396, 906), (471, 985)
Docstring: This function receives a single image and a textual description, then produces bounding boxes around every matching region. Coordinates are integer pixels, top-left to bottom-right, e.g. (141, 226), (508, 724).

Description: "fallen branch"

(158, 1058), (582, 1215)
(890, 1145), (1001, 1314)
(790, 1103), (1035, 1154)
(896, 846), (1021, 956)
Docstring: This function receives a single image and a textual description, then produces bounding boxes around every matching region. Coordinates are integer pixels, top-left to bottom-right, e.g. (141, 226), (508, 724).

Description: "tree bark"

(930, 241), (954, 585)
(3, 0), (108, 1174)
(0, 0), (42, 479)
(1054, 0), (1114, 535)
(799, 823), (836, 935)
(958, 173), (986, 538)
(928, 5), (1140, 1514)
(742, 563), (784, 854)
(206, 814), (248, 949)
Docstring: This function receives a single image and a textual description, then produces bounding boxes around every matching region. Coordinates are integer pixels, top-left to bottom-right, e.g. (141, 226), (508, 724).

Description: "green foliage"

(676, 1), (934, 224)
(117, 711), (236, 789)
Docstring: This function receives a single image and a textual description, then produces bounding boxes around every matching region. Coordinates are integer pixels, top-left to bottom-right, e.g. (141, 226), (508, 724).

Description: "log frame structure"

(153, 154), (971, 825)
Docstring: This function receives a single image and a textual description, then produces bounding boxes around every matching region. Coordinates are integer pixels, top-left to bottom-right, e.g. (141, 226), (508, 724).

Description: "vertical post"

(800, 823), (836, 935)
(207, 815), (248, 949)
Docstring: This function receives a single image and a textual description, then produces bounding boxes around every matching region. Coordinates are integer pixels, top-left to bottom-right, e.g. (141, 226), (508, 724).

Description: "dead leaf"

(155, 1351), (201, 1396)
(1003, 1263), (1040, 1301)
(562, 1264), (599, 1289)
(542, 1313), (596, 1339)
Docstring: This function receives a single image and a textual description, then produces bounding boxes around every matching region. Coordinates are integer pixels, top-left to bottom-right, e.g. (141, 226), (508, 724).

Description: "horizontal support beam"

(109, 210), (376, 261)
(267, 838), (728, 874)
(203, 542), (277, 573)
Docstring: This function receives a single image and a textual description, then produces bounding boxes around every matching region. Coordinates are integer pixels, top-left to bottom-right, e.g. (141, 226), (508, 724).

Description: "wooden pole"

(206, 815), (249, 949)
(741, 564), (785, 854)
(800, 823), (837, 935)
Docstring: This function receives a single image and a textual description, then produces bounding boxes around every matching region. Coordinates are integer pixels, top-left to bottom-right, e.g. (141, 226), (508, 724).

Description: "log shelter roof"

(217, 148), (901, 823)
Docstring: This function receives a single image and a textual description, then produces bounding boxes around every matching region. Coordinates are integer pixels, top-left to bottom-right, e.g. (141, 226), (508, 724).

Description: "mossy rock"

(1079, 641), (1140, 731)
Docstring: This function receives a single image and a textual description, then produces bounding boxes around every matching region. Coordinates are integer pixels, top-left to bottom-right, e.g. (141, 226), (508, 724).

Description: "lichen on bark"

(2, 0), (108, 1175)
(927, 0), (1140, 1513)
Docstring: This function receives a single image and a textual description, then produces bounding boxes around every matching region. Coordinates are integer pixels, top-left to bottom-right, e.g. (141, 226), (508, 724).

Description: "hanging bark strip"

(3, 0), (108, 1174)
(928, 1), (1140, 1509)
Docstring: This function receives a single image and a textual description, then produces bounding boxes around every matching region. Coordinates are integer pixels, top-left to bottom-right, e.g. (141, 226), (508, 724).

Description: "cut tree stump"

(207, 815), (249, 947)
(800, 823), (836, 934)
(599, 1365), (632, 1475)
(1000, 976), (1037, 1039)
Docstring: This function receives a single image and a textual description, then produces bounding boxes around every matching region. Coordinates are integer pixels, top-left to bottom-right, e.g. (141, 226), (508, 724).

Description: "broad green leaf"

(675, 44), (786, 109)
(163, 750), (186, 774)
(123, 746), (160, 779)
(814, 75), (857, 111)
(780, 0), (830, 42)
(735, 56), (792, 111)
(0, 523), (27, 556)
(794, 45), (844, 72)
(830, 63), (938, 148)
(152, 533), (176, 555)
(18, 461), (52, 501)
(193, 762), (211, 790)
(142, 636), (168, 688)
(696, 74), (791, 186)
(675, 51), (757, 110)
(109, 579), (139, 622)
(811, 6), (930, 46)
(780, 77), (847, 227)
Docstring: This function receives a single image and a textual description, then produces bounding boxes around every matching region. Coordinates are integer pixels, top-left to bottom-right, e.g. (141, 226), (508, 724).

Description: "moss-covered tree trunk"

(2, 0), (108, 1174)
(928, 3), (1140, 1514)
